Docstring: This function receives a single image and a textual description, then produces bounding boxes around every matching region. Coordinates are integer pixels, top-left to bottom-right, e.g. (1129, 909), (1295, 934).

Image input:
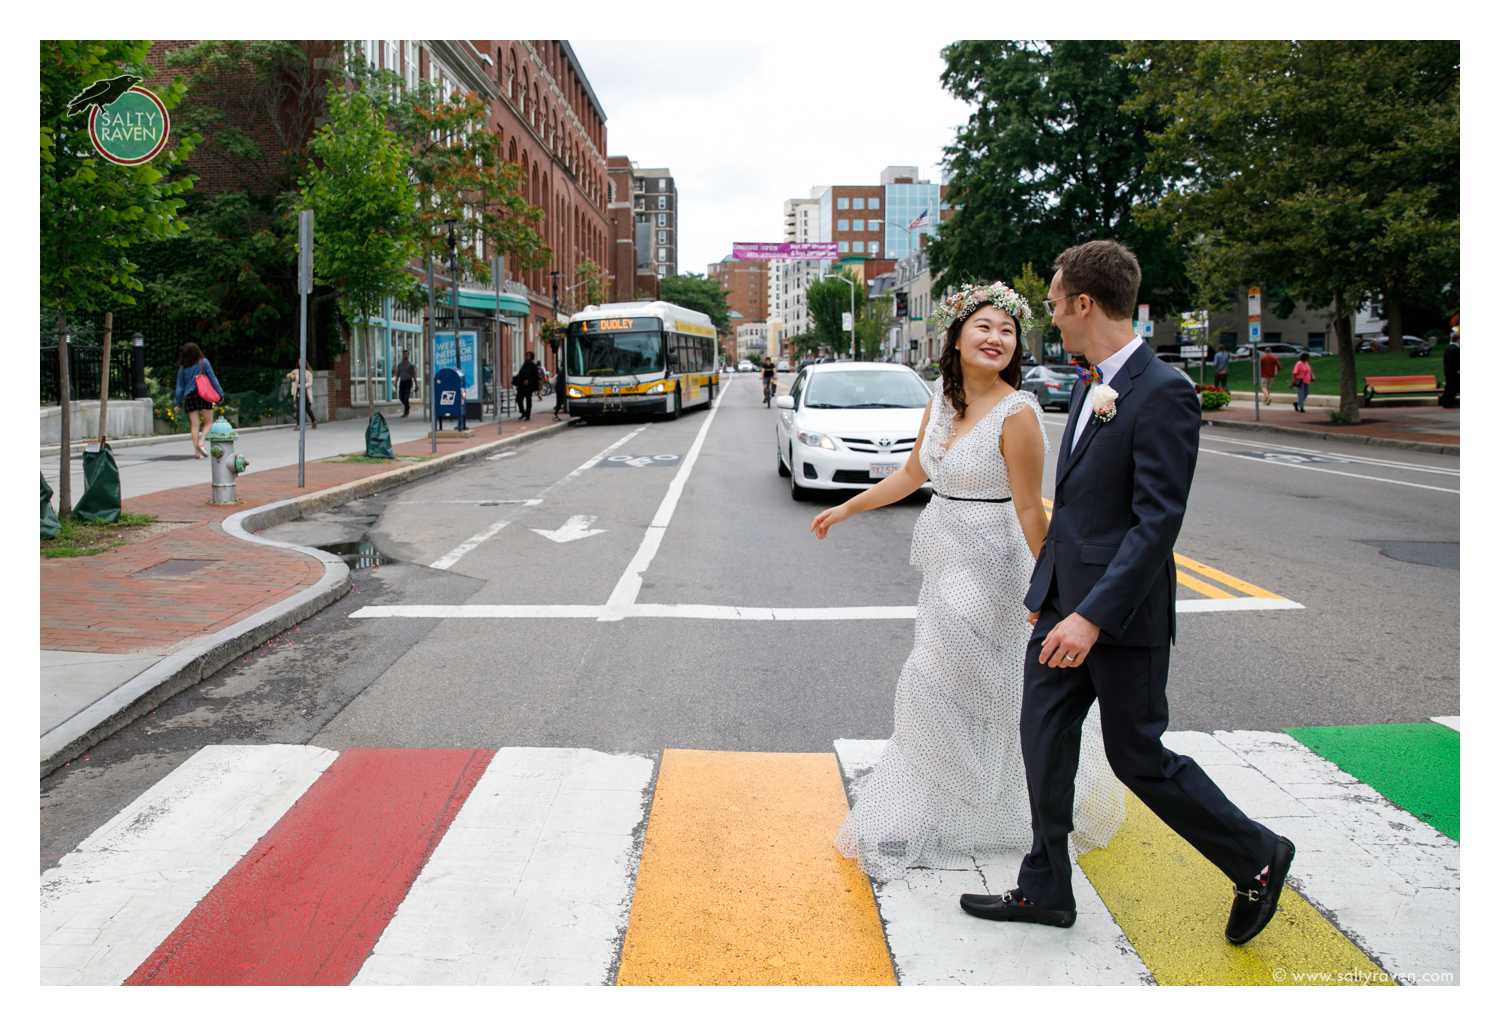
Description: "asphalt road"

(41, 372), (1458, 868)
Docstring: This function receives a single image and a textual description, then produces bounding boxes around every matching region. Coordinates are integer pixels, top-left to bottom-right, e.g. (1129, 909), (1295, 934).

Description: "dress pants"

(399, 380), (413, 416)
(517, 388), (533, 419)
(1016, 615), (1276, 910)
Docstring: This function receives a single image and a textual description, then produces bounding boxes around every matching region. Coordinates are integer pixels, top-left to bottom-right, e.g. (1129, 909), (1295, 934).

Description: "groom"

(959, 241), (1294, 945)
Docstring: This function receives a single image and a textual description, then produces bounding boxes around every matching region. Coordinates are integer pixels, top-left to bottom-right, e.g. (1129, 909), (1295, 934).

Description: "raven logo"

(67, 74), (142, 118)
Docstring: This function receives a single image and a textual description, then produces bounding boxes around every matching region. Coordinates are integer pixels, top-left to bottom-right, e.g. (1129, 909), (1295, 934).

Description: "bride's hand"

(811, 505), (849, 539)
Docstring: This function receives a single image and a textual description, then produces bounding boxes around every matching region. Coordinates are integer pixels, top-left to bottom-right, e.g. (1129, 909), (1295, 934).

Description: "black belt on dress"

(932, 491), (1011, 503)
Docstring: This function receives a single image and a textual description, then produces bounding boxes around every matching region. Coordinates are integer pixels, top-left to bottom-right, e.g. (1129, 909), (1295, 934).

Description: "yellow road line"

(1078, 794), (1390, 985)
(1176, 570), (1235, 600)
(616, 749), (896, 986)
(1173, 554), (1285, 600)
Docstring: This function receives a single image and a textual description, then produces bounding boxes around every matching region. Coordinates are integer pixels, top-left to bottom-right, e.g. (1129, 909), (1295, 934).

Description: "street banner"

(433, 330), (479, 401)
(732, 242), (839, 261)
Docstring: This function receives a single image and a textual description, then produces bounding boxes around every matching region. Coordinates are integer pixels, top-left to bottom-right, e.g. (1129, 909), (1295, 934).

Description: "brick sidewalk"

(41, 419), (566, 656)
(1204, 397), (1458, 449)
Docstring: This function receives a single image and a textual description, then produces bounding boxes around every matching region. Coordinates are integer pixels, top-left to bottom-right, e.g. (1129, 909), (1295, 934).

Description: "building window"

(658, 231), (667, 243)
(853, 197), (865, 210)
(658, 178), (667, 190)
(837, 219), (849, 231)
(657, 213), (666, 226)
(657, 196), (667, 209)
(838, 241), (849, 253)
(869, 219), (881, 232)
(870, 242), (879, 256)
(658, 264), (668, 276)
(406, 42), (421, 92)
(385, 39), (399, 74)
(853, 241), (865, 253)
(853, 219), (864, 231)
(870, 197), (880, 210)
(837, 197), (849, 210)
(658, 247), (667, 259)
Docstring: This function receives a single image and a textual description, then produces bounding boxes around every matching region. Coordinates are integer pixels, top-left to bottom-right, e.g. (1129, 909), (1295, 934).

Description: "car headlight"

(645, 382), (666, 394)
(567, 386), (584, 398)
(797, 430), (838, 451)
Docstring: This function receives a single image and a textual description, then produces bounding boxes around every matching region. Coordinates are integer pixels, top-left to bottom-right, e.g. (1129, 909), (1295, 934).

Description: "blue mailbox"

(435, 367), (467, 429)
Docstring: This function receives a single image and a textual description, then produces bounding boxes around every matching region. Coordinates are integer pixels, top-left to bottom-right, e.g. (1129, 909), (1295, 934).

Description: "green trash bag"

(41, 473), (60, 540)
(365, 412), (394, 459)
(73, 443), (122, 524)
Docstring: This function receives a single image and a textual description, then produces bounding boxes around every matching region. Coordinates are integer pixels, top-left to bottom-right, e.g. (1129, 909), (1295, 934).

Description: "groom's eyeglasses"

(1043, 293), (1083, 317)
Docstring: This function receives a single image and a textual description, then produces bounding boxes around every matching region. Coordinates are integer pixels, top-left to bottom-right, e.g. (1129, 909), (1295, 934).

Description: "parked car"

(776, 359), (791, 372)
(774, 362), (932, 501)
(737, 360), (756, 372)
(1021, 365), (1078, 411)
(1233, 342), (1303, 359)
(1360, 334), (1434, 357)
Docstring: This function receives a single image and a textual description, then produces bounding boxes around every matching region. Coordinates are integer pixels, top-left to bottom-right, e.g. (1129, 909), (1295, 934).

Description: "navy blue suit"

(1017, 343), (1276, 909)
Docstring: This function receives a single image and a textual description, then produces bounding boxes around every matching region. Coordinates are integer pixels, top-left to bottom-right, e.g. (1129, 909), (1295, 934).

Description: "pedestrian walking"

(1440, 337), (1459, 408)
(286, 364), (317, 429)
(394, 350), (416, 417)
(1258, 348), (1281, 405)
(1291, 352), (1314, 413)
(1213, 344), (1231, 389)
(513, 350), (540, 421)
(174, 343), (225, 459)
(553, 354), (568, 420)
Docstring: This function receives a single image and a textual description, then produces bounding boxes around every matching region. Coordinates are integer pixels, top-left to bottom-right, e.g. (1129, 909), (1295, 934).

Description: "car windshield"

(803, 370), (931, 409)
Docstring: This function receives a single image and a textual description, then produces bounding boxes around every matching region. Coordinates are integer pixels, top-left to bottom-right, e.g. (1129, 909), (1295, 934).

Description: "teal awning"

(438, 289), (532, 316)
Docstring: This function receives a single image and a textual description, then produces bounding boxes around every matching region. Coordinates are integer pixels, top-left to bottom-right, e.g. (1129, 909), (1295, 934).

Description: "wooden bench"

(1363, 374), (1442, 406)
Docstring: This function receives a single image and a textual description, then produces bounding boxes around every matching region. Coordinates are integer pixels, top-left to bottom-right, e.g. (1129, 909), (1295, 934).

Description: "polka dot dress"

(835, 383), (1125, 881)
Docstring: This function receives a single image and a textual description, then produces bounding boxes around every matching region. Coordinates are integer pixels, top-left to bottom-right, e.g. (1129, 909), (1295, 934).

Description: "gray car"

(1021, 365), (1079, 411)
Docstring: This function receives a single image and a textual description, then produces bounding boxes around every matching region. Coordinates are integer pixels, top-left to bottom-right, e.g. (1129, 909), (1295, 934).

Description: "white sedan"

(774, 362), (932, 500)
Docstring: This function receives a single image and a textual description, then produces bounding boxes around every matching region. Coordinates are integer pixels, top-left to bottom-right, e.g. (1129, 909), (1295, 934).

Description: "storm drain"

(134, 558), (220, 578)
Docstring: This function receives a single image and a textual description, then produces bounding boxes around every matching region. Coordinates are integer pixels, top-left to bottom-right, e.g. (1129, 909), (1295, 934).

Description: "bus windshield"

(567, 327), (664, 377)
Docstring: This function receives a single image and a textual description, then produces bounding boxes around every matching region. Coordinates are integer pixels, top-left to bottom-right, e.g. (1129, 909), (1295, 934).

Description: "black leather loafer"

(959, 889), (1076, 928)
(1225, 836), (1296, 945)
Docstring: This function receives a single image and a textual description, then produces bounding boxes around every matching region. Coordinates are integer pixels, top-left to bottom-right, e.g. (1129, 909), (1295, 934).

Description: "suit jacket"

(1024, 343), (1200, 647)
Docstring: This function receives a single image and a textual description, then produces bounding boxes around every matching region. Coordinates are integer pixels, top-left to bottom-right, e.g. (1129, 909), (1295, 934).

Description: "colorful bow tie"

(1088, 365), (1102, 385)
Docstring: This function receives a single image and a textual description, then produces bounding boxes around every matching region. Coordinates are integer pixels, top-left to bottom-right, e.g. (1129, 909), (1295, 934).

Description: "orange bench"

(1363, 374), (1441, 406)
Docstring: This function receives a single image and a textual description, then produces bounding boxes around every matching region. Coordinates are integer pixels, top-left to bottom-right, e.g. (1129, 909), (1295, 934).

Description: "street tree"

(930, 40), (1190, 313)
(298, 85), (420, 418)
(806, 273), (866, 357)
(856, 294), (895, 361)
(1126, 40), (1459, 421)
(572, 259), (612, 309)
(41, 39), (198, 514)
(659, 274), (732, 332)
(1011, 261), (1051, 362)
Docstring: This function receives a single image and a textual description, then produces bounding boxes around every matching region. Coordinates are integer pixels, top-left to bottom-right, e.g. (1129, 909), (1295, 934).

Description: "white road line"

(486, 450), (518, 461)
(351, 597), (1297, 620)
(1198, 448), (1460, 494)
(391, 499), (542, 505)
(1431, 716), (1460, 732)
(428, 426), (648, 571)
(1193, 730), (1459, 984)
(40, 745), (336, 985)
(1197, 433), (1460, 475)
(599, 394), (725, 621)
(353, 747), (653, 986)
(833, 739), (1150, 985)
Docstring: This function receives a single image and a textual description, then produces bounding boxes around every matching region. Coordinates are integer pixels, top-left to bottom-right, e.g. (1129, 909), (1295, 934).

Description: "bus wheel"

(665, 388), (681, 420)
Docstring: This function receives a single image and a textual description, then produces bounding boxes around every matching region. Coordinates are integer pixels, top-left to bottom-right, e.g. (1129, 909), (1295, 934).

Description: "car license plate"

(870, 462), (900, 479)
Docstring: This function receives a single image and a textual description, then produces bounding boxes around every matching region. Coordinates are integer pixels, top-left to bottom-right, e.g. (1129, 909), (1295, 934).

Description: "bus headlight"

(645, 382), (666, 394)
(567, 386), (584, 398)
(797, 430), (838, 451)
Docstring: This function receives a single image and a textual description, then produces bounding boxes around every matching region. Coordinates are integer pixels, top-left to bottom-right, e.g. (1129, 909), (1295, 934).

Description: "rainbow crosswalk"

(41, 721), (1457, 986)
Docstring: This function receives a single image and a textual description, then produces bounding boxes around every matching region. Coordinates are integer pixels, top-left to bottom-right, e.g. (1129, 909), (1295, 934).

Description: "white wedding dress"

(835, 383), (1125, 881)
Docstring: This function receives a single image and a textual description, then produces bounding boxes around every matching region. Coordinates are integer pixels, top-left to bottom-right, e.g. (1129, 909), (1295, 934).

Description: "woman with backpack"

(174, 343), (225, 458)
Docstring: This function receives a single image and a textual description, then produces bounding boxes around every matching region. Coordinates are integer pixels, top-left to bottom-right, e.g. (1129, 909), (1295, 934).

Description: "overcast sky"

(570, 40), (975, 276)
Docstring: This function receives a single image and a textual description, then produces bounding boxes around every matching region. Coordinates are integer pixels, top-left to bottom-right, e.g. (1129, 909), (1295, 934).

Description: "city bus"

(563, 301), (721, 420)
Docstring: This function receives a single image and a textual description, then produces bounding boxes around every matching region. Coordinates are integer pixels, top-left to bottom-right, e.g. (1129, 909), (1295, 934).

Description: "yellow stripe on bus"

(1078, 794), (1390, 985)
(616, 750), (895, 986)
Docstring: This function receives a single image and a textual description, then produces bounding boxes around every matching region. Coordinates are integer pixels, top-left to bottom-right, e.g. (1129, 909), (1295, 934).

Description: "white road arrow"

(530, 514), (607, 544)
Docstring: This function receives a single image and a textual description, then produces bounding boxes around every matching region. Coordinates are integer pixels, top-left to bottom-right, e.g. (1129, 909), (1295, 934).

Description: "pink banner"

(731, 242), (840, 261)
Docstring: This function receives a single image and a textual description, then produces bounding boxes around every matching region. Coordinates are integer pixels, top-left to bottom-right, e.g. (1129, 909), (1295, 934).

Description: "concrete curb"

(1200, 416), (1459, 455)
(39, 418), (577, 777)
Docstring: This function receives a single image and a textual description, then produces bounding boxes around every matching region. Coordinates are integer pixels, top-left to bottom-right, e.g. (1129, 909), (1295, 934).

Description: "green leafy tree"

(572, 259), (612, 309)
(298, 85), (420, 417)
(1011, 261), (1051, 361)
(659, 273), (732, 332)
(41, 39), (198, 513)
(856, 295), (894, 361)
(1126, 40), (1459, 421)
(806, 273), (865, 357)
(930, 40), (1189, 313)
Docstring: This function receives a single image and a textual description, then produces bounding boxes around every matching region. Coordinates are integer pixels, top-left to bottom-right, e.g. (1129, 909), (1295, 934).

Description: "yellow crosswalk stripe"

(616, 749), (896, 985)
(1176, 570), (1235, 599)
(1077, 794), (1391, 985)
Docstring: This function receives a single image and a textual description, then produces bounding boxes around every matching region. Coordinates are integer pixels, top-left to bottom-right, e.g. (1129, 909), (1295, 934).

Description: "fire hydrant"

(206, 416), (249, 504)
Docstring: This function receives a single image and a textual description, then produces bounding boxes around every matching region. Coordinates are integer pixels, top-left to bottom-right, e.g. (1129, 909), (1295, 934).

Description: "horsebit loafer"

(1225, 835), (1296, 945)
(959, 889), (1076, 928)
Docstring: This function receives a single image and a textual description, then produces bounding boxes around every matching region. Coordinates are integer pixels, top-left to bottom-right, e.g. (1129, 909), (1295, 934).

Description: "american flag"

(907, 209), (930, 230)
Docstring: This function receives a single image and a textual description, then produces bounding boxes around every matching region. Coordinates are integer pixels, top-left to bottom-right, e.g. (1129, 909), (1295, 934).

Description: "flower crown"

(930, 280), (1034, 336)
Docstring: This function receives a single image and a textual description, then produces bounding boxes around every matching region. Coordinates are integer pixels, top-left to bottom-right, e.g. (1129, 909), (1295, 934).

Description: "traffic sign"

(1249, 322), (1262, 343)
(1248, 286), (1262, 317)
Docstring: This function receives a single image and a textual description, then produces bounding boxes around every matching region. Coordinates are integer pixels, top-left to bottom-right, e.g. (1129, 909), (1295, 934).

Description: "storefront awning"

(438, 289), (532, 316)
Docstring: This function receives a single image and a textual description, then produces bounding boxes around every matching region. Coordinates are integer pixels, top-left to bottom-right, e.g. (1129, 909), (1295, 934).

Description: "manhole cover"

(1361, 540), (1459, 570)
(135, 558), (219, 578)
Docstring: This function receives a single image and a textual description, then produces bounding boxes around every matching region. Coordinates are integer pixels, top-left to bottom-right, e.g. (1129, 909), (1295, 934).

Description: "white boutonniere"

(1092, 384), (1119, 423)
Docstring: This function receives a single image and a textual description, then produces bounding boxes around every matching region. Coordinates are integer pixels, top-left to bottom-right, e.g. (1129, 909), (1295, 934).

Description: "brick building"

(708, 257), (770, 325)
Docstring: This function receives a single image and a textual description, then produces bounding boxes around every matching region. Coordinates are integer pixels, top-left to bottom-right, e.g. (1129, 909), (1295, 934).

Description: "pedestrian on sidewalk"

(1258, 348), (1281, 405)
(1213, 344), (1231, 389)
(513, 351), (540, 421)
(1440, 337), (1459, 408)
(175, 343), (225, 459)
(286, 364), (317, 429)
(394, 351), (416, 417)
(1291, 352), (1314, 413)
(553, 354), (568, 420)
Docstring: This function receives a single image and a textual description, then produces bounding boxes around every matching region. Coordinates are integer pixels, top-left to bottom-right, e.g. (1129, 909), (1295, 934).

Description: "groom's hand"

(1039, 613), (1101, 668)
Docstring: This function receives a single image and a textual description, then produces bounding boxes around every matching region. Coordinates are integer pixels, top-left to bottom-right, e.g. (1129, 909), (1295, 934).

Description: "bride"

(811, 281), (1123, 881)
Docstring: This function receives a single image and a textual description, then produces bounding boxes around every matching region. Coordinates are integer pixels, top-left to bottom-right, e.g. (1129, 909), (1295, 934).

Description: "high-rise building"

(880, 165), (946, 260)
(631, 166), (678, 280)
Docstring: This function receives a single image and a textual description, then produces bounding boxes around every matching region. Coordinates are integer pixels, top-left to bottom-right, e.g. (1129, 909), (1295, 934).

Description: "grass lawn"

(1203, 346), (1451, 396)
(42, 512), (157, 559)
(327, 454), (436, 464)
